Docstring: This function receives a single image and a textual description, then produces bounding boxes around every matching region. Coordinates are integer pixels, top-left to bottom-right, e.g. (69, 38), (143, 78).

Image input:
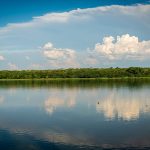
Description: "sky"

(0, 0), (150, 70)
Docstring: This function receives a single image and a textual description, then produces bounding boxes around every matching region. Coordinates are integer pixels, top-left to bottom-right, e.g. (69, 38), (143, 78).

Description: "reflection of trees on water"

(0, 79), (150, 89)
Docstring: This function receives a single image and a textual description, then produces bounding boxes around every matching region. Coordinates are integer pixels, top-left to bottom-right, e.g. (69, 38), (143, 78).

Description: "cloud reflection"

(0, 96), (4, 104)
(96, 92), (150, 120)
(44, 90), (76, 115)
(45, 97), (65, 114)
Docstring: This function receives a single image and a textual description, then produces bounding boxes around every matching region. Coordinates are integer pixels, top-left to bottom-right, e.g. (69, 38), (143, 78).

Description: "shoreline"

(0, 77), (150, 81)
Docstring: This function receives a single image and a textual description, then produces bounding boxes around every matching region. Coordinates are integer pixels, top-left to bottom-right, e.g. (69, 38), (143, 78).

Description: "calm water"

(0, 79), (150, 150)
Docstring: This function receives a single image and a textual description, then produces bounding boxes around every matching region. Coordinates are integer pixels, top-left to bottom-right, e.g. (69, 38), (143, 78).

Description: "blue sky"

(0, 0), (150, 69)
(0, 0), (149, 26)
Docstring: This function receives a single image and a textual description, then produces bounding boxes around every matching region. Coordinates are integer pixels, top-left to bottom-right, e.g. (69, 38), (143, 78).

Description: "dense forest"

(0, 67), (150, 79)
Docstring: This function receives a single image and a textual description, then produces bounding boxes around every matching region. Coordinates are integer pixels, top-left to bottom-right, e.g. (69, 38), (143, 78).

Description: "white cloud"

(94, 34), (150, 60)
(33, 12), (70, 23)
(43, 42), (76, 59)
(8, 63), (18, 70)
(25, 56), (30, 60)
(43, 42), (79, 68)
(0, 55), (5, 61)
(29, 63), (41, 69)
(0, 5), (150, 34)
(0, 4), (150, 68)
(85, 55), (98, 65)
(43, 42), (53, 50)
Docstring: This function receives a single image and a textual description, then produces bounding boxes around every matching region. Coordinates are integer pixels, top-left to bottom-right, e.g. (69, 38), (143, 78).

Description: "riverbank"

(0, 67), (150, 79)
(0, 77), (150, 81)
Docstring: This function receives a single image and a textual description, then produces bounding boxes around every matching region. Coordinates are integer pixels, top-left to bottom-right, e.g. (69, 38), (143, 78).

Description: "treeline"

(0, 67), (150, 79)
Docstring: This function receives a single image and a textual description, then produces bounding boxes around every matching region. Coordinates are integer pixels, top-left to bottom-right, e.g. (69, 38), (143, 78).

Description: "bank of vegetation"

(0, 67), (150, 79)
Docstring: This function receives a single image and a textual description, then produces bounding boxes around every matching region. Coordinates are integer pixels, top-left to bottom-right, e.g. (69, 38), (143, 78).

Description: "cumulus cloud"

(0, 55), (5, 61)
(94, 34), (150, 60)
(0, 4), (150, 68)
(43, 42), (79, 68)
(43, 42), (76, 59)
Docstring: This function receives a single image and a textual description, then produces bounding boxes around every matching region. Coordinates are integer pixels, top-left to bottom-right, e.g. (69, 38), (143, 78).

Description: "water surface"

(0, 79), (150, 150)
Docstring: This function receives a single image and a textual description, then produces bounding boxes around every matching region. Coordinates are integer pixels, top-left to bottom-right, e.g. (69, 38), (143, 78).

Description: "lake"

(0, 79), (150, 150)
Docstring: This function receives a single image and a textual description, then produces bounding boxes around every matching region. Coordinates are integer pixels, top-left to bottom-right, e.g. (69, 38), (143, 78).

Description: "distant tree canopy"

(0, 67), (150, 79)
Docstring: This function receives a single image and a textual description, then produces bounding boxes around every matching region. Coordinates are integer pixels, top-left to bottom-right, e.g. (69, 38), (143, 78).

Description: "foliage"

(0, 67), (150, 79)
